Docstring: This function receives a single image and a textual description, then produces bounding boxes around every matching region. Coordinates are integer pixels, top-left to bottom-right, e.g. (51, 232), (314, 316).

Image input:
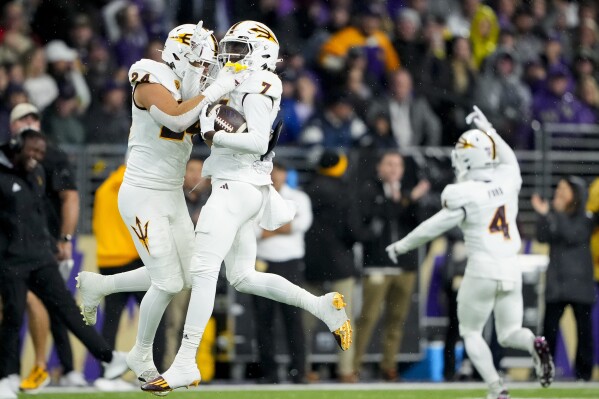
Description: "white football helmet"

(218, 20), (281, 71)
(451, 129), (498, 181)
(162, 23), (218, 90)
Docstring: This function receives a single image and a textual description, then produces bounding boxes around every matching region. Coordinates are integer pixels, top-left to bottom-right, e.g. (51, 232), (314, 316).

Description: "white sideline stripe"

(39, 381), (599, 393)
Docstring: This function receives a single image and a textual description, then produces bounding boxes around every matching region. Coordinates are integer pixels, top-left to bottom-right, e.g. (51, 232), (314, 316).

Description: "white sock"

(234, 271), (319, 316)
(464, 333), (501, 384)
(136, 285), (173, 351)
(104, 267), (151, 294)
(500, 328), (535, 353)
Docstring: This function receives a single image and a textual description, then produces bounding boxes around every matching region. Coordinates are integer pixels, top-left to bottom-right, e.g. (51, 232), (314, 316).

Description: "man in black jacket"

(0, 131), (127, 398)
(352, 151), (430, 381)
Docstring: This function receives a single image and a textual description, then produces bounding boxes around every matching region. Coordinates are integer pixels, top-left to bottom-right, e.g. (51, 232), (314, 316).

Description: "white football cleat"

(318, 292), (352, 351)
(75, 271), (107, 326)
(126, 346), (159, 383)
(0, 378), (16, 399)
(59, 371), (88, 387)
(102, 351), (129, 380)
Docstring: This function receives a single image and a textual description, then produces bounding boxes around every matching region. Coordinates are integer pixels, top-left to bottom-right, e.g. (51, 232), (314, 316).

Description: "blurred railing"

(64, 135), (599, 239)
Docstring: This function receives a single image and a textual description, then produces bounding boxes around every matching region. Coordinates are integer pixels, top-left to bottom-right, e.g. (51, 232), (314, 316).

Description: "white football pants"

(457, 275), (534, 386)
(172, 179), (319, 370)
(118, 183), (195, 352)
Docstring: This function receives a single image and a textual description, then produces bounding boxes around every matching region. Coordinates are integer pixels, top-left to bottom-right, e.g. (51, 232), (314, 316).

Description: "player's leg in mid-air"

(493, 280), (554, 388)
(457, 275), (509, 399)
(87, 185), (188, 381)
(144, 181), (350, 391)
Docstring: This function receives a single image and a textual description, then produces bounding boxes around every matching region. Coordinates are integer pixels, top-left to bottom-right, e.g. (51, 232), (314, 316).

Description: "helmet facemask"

(182, 41), (218, 100)
(217, 39), (253, 69)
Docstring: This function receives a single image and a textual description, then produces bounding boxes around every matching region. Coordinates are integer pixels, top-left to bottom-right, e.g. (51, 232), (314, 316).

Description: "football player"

(385, 107), (554, 399)
(141, 21), (352, 393)
(75, 21), (250, 383)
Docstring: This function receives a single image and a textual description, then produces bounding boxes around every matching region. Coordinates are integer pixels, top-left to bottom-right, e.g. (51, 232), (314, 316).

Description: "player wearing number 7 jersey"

(385, 106), (554, 399)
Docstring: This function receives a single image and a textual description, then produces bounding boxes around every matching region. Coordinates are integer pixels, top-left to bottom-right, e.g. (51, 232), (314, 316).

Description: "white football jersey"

(442, 165), (522, 281)
(123, 59), (193, 190)
(202, 69), (282, 186)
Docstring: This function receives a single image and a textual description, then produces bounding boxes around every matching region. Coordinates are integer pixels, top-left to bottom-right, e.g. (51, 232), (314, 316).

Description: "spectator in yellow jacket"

(92, 164), (166, 378)
(587, 177), (599, 282)
(470, 2), (500, 69)
(320, 5), (400, 80)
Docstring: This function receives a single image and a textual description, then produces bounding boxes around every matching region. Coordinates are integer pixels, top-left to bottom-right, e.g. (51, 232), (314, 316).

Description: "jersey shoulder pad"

(441, 182), (475, 210)
(236, 70), (282, 100)
(129, 59), (182, 100)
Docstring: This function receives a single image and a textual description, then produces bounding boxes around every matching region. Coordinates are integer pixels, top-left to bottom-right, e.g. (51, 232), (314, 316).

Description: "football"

(207, 103), (247, 133)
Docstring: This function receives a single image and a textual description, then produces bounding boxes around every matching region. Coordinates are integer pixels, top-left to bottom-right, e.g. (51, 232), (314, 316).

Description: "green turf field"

(21, 384), (599, 399)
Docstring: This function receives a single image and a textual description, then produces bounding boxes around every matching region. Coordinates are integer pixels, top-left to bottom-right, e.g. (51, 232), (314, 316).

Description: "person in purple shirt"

(531, 65), (597, 148)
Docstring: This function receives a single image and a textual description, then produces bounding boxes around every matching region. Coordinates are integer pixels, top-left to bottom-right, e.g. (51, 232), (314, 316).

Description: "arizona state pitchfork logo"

(131, 217), (150, 254)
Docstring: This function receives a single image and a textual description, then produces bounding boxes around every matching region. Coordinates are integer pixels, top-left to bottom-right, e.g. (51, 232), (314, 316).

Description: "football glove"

(199, 104), (216, 140)
(385, 241), (409, 264)
(465, 105), (493, 133)
(202, 65), (250, 103)
(253, 151), (275, 175)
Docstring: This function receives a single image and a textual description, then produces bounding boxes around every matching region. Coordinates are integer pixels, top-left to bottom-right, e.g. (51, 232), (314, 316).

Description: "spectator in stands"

(573, 49), (598, 81)
(0, 1), (35, 65)
(300, 91), (367, 149)
(92, 161), (165, 388)
(531, 176), (596, 381)
(541, 35), (568, 72)
(367, 70), (441, 148)
(4, 83), (28, 110)
(513, 6), (545, 64)
(578, 76), (599, 119)
(67, 14), (97, 66)
(523, 58), (547, 95)
(577, 18), (599, 58)
(343, 48), (374, 119)
(393, 8), (427, 83)
(475, 50), (531, 146)
(85, 39), (126, 103)
(304, 149), (360, 383)
(468, 0), (499, 69)
(85, 80), (130, 144)
(424, 36), (477, 146)
(45, 40), (91, 114)
(8, 103), (85, 389)
(253, 161), (312, 384)
(532, 65), (597, 136)
(319, 4), (400, 85)
(353, 151), (430, 382)
(42, 80), (86, 145)
(23, 47), (58, 112)
(114, 3), (148, 70)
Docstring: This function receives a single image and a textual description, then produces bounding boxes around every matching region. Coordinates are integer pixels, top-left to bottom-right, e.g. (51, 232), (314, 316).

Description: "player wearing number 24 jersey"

(386, 107), (554, 399)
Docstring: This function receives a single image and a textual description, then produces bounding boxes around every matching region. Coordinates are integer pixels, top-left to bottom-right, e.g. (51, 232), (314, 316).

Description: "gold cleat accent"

(333, 319), (353, 351)
(332, 292), (347, 310)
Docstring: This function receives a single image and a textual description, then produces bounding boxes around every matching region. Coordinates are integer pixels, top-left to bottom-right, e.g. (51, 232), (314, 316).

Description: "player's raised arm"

(466, 106), (519, 173)
(385, 207), (464, 264)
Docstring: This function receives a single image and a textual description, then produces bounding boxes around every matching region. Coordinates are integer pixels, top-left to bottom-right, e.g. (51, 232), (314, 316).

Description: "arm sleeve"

(149, 98), (208, 133)
(290, 192), (313, 234)
(391, 208), (465, 253)
(212, 94), (271, 154)
(487, 127), (520, 176)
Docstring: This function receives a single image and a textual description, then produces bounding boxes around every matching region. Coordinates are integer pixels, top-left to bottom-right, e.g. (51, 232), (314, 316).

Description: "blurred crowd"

(1, 0), (599, 149)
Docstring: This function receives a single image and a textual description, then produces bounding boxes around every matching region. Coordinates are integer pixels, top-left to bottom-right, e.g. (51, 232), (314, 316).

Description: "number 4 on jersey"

(488, 205), (510, 239)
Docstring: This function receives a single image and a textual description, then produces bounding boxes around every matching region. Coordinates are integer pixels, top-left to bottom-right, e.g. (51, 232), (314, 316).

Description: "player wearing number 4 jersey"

(386, 106), (554, 399)
(141, 21), (352, 394)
